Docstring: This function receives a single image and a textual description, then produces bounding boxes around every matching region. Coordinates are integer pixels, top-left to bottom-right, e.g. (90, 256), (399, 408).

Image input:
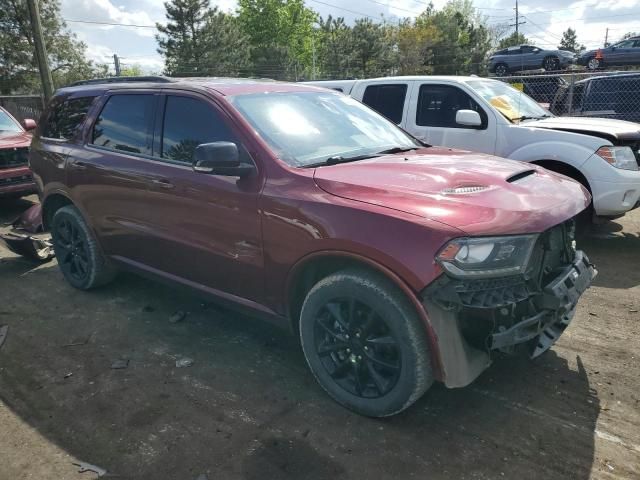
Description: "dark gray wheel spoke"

(365, 351), (400, 371)
(365, 360), (387, 394)
(353, 362), (364, 396)
(317, 318), (345, 341)
(318, 340), (348, 357)
(366, 335), (396, 347)
(60, 250), (73, 265)
(326, 303), (349, 331)
(330, 359), (351, 379)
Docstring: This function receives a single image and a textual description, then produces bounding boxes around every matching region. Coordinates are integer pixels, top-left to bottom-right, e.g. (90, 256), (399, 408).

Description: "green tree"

(120, 65), (144, 77)
(621, 31), (638, 40)
(0, 0), (102, 94)
(237, 0), (317, 79)
(317, 15), (354, 79)
(497, 32), (529, 49)
(350, 18), (394, 77)
(558, 28), (585, 53)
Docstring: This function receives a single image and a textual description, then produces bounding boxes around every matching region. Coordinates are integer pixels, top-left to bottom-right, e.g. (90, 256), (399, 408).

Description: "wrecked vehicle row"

(3, 77), (598, 417)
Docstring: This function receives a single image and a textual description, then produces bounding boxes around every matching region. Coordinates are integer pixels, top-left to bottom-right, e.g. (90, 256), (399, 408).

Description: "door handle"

(69, 161), (88, 170)
(150, 178), (175, 189)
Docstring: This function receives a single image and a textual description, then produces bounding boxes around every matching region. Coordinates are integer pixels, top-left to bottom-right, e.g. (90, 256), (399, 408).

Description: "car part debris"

(0, 204), (53, 262)
(176, 357), (194, 368)
(63, 372), (73, 379)
(111, 359), (129, 369)
(169, 310), (187, 323)
(0, 325), (8, 349)
(72, 461), (107, 477)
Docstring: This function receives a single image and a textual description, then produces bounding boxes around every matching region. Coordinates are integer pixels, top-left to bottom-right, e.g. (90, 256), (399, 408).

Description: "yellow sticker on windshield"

(489, 96), (519, 121)
(511, 82), (524, 92)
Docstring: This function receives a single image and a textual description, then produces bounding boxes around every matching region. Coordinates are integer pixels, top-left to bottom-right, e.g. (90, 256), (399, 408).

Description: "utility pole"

(604, 28), (609, 47)
(113, 54), (121, 76)
(510, 0), (526, 36)
(26, 0), (54, 101)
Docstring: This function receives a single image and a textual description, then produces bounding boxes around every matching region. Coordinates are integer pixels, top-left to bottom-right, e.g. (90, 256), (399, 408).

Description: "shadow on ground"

(0, 256), (600, 480)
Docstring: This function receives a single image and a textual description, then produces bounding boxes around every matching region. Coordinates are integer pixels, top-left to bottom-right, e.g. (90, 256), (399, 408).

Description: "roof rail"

(68, 76), (174, 87)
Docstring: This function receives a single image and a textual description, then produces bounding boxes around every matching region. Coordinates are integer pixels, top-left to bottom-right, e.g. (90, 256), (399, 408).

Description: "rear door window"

(584, 79), (616, 112)
(41, 96), (96, 140)
(160, 95), (248, 164)
(361, 84), (407, 124)
(416, 84), (487, 128)
(615, 78), (640, 113)
(91, 94), (156, 155)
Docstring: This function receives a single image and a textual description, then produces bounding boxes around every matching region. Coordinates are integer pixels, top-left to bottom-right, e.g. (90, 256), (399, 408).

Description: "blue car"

(579, 37), (640, 70)
(489, 45), (576, 76)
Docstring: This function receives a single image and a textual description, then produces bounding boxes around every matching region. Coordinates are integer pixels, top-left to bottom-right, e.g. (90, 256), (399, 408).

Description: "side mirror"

(455, 110), (482, 128)
(22, 119), (37, 131)
(193, 141), (254, 178)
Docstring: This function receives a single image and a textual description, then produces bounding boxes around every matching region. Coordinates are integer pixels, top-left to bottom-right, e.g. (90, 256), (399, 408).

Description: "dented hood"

(523, 116), (640, 142)
(313, 147), (590, 235)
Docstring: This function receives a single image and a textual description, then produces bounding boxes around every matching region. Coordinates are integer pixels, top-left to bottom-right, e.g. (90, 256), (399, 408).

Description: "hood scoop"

(507, 169), (536, 183)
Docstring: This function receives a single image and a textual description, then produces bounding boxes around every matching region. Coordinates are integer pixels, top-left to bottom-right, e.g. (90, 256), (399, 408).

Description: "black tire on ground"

(494, 63), (509, 76)
(543, 56), (560, 71)
(51, 205), (116, 290)
(299, 268), (434, 417)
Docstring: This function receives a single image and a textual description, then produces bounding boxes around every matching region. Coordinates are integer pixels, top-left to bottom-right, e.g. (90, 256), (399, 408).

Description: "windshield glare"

(466, 80), (551, 122)
(0, 110), (22, 133)
(230, 91), (419, 167)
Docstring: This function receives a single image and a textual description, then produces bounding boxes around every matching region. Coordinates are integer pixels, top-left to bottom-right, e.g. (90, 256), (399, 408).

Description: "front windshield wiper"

(512, 114), (552, 122)
(375, 146), (420, 155)
(304, 153), (382, 168)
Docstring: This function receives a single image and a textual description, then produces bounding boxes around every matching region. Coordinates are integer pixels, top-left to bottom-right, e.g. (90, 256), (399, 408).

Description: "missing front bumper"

(423, 250), (596, 388)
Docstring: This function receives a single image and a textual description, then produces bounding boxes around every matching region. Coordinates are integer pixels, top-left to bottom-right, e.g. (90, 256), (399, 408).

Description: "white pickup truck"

(306, 76), (640, 220)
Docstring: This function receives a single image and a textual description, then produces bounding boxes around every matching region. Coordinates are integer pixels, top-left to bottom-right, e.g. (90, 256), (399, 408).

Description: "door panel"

(405, 83), (496, 155)
(133, 93), (264, 302)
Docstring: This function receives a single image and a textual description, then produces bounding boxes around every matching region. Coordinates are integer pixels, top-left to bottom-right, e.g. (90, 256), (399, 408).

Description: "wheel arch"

(285, 251), (444, 381)
(531, 159), (592, 193)
(42, 192), (74, 230)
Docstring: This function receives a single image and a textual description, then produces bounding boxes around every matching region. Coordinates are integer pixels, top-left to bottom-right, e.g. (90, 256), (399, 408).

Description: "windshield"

(229, 91), (420, 167)
(0, 110), (23, 133)
(466, 80), (552, 123)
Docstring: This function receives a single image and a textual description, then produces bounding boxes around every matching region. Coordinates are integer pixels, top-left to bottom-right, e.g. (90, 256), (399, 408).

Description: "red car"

(29, 77), (595, 417)
(0, 107), (37, 198)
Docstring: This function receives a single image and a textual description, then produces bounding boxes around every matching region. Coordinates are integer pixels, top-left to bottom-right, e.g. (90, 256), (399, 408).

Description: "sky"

(59, 0), (640, 74)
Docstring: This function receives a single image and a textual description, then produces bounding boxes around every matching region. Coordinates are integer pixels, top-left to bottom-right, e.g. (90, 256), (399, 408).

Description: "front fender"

(508, 140), (595, 170)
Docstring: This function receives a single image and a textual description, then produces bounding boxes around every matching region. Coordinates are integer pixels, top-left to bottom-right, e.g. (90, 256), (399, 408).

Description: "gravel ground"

(0, 195), (639, 480)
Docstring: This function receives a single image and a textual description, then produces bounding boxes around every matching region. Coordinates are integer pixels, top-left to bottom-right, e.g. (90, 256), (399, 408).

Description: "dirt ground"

(0, 195), (638, 480)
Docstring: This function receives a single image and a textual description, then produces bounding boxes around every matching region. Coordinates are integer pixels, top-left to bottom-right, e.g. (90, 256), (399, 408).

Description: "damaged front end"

(0, 204), (53, 262)
(423, 220), (596, 388)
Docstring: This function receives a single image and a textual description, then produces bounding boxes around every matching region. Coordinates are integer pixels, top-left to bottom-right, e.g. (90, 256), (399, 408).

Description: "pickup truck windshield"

(0, 110), (23, 133)
(467, 80), (552, 123)
(230, 91), (419, 167)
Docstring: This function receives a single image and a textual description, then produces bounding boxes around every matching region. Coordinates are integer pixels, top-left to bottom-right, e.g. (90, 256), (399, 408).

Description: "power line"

(64, 18), (158, 28)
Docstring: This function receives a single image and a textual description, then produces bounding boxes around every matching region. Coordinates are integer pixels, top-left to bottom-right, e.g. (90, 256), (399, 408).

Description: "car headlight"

(436, 235), (538, 279)
(596, 146), (638, 171)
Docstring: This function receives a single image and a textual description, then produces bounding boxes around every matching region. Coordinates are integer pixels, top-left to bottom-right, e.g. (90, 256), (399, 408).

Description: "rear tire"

(494, 63), (509, 76)
(51, 205), (116, 290)
(587, 57), (601, 70)
(299, 268), (433, 417)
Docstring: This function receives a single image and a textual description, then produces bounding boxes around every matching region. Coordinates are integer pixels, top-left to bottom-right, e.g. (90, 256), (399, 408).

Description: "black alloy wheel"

(495, 63), (508, 76)
(313, 298), (401, 399)
(55, 216), (90, 284)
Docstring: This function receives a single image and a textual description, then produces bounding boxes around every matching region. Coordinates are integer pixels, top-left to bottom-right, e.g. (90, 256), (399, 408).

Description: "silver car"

(489, 45), (576, 76)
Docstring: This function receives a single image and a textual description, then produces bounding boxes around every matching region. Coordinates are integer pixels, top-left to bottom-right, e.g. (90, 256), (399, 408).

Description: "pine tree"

(558, 28), (585, 53)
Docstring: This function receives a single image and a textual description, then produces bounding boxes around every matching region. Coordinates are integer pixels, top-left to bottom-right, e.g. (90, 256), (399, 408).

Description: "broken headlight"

(436, 234), (538, 279)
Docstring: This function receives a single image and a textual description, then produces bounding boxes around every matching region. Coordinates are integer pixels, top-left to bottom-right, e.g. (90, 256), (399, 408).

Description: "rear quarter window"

(41, 96), (96, 140)
(361, 84), (407, 124)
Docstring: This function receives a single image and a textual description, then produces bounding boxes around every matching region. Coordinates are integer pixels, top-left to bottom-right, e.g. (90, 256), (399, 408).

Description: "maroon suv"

(0, 106), (37, 197)
(29, 77), (595, 417)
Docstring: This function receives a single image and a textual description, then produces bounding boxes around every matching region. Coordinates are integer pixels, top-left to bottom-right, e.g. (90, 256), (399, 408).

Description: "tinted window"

(615, 78), (640, 113)
(42, 96), (96, 140)
(584, 79), (616, 111)
(161, 96), (240, 164)
(416, 84), (486, 128)
(361, 84), (407, 124)
(92, 95), (155, 155)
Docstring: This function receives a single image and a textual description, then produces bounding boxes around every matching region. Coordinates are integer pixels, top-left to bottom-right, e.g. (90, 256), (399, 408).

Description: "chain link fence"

(496, 70), (640, 123)
(0, 95), (44, 123)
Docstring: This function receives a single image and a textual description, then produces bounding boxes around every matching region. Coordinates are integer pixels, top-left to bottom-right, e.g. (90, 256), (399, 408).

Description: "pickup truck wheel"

(494, 63), (508, 76)
(543, 56), (560, 71)
(299, 268), (433, 417)
(51, 205), (116, 290)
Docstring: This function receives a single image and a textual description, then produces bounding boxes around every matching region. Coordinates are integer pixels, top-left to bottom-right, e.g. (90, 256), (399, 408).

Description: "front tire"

(51, 205), (116, 290)
(543, 56), (560, 71)
(494, 63), (509, 76)
(299, 268), (433, 417)
(587, 57), (601, 70)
